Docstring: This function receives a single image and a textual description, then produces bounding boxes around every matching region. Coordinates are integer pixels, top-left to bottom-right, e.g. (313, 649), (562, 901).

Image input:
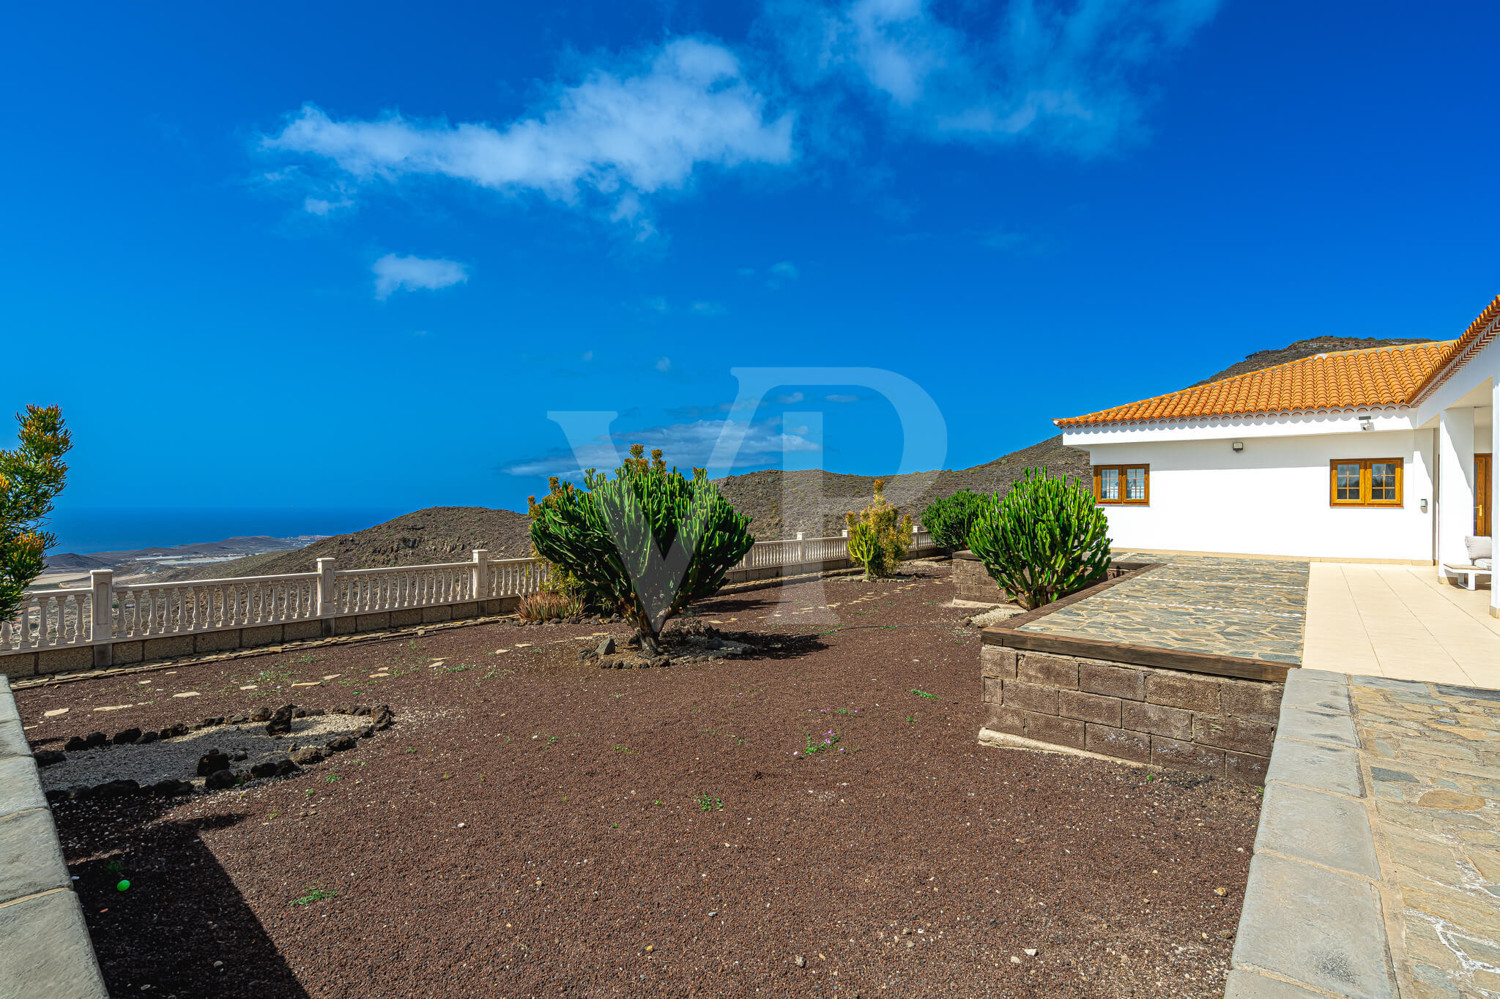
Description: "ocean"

(45, 507), (404, 555)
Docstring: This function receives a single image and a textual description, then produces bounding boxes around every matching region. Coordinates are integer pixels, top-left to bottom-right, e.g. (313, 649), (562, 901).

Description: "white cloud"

(825, 393), (859, 402)
(769, 0), (1221, 154)
(769, 260), (799, 279)
(655, 356), (672, 372)
(371, 254), (470, 300)
(504, 417), (820, 478)
(689, 301), (727, 316)
(266, 38), (794, 230)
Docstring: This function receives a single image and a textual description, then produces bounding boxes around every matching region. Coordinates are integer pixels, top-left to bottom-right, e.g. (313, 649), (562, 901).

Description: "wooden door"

(1478, 454), (1493, 537)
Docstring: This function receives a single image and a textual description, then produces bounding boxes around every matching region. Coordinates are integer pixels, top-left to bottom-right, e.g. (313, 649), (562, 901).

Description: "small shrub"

(967, 467), (1111, 610)
(845, 479), (911, 579)
(529, 445), (755, 653)
(517, 591), (582, 622)
(921, 489), (985, 554)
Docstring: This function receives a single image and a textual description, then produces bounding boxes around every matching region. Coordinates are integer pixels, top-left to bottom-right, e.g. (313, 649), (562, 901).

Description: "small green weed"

(911, 689), (940, 700)
(695, 793), (723, 812)
(291, 886), (336, 906)
(612, 745), (636, 754)
(795, 730), (841, 757)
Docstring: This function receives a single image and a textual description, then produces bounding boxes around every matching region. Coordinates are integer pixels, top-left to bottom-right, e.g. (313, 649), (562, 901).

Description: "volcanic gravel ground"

(17, 563), (1262, 998)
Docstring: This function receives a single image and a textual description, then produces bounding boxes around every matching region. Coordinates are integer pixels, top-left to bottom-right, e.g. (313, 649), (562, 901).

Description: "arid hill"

(156, 507), (532, 582)
(149, 335), (1439, 576)
(1193, 336), (1438, 386)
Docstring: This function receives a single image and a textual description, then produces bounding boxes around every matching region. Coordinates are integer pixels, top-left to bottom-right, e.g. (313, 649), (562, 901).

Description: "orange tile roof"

(1410, 293), (1500, 402)
(1055, 340), (1456, 428)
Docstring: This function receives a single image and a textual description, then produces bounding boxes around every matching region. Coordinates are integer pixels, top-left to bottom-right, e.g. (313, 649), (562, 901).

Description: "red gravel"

(17, 564), (1261, 998)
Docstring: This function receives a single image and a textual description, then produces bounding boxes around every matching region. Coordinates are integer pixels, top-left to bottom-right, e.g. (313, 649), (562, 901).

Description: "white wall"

(1080, 430), (1434, 561)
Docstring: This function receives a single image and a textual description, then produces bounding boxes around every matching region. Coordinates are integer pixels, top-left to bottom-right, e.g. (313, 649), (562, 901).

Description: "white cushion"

(1465, 536), (1493, 561)
(1476, 557), (1493, 570)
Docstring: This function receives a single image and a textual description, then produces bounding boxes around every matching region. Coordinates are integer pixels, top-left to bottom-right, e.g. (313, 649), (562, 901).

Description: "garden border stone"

(0, 672), (108, 999)
(1228, 669), (1398, 998)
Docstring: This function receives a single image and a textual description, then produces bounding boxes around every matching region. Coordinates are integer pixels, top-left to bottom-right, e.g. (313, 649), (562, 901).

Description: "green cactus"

(844, 479), (912, 579)
(920, 488), (985, 554)
(967, 468), (1111, 610)
(528, 445), (755, 653)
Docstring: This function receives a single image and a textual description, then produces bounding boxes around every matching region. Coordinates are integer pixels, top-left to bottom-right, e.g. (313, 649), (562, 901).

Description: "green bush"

(528, 445), (755, 653)
(967, 468), (1111, 610)
(845, 479), (912, 578)
(921, 489), (985, 553)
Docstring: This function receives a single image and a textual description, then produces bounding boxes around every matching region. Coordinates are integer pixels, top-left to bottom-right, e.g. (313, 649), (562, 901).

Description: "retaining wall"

(979, 642), (1283, 783)
(0, 675), (108, 998)
(952, 551), (1006, 603)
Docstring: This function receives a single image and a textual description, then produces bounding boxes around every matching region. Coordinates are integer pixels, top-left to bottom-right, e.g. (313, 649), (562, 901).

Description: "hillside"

(154, 507), (532, 582)
(1193, 336), (1438, 385)
(714, 435), (1088, 539)
(142, 334), (1442, 575)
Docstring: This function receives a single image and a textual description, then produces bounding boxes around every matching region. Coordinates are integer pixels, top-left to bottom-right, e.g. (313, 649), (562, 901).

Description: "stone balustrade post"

(795, 532), (804, 566)
(89, 569), (113, 668)
(471, 549), (490, 602)
(316, 557), (337, 637)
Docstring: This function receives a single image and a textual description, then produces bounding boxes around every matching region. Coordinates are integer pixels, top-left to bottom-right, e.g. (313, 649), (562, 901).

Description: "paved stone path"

(1353, 676), (1500, 997)
(1229, 669), (1500, 998)
(1018, 555), (1309, 664)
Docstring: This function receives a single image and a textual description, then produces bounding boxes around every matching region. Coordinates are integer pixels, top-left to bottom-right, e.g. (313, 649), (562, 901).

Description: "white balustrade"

(0, 588), (93, 652)
(112, 573), (320, 639)
(3, 531), (940, 657)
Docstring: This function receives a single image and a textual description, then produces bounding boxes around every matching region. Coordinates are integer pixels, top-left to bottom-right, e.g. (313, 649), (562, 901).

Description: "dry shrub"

(517, 591), (582, 623)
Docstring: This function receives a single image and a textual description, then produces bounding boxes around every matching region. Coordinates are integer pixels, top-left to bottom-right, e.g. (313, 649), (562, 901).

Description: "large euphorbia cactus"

(528, 446), (755, 653)
(967, 468), (1111, 610)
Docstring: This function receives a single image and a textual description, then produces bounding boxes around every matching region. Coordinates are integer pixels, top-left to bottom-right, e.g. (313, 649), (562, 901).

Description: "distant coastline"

(45, 507), (402, 556)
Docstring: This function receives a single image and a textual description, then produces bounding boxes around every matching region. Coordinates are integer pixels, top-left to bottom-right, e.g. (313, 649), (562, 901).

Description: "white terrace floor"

(1302, 563), (1500, 687)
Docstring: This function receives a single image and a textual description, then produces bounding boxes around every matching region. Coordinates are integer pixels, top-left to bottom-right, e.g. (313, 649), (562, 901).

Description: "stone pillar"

(471, 548), (490, 602)
(89, 569), (113, 668)
(1438, 407), (1476, 573)
(315, 557), (337, 637)
(794, 533), (804, 567)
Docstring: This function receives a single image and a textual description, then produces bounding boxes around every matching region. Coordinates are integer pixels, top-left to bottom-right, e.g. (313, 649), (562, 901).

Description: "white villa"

(1058, 293), (1499, 616)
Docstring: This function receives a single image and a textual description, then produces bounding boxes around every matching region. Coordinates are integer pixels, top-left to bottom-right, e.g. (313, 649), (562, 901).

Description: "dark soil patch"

(17, 564), (1260, 998)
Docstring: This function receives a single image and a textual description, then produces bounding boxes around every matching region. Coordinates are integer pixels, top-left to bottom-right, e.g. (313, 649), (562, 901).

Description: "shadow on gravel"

(722, 631), (829, 662)
(64, 798), (309, 999)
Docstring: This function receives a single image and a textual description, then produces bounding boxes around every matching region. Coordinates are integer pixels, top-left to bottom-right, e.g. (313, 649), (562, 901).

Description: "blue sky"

(6, 1), (1500, 546)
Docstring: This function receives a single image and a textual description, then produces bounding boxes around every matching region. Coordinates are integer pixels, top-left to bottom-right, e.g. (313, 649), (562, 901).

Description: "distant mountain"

(1193, 336), (1439, 386)
(45, 535), (320, 573)
(153, 507), (533, 582)
(713, 435), (1088, 539)
(42, 552), (115, 572)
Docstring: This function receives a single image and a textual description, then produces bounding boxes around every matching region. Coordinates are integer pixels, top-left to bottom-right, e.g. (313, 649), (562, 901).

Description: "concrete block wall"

(0, 675), (109, 998)
(980, 644), (1283, 783)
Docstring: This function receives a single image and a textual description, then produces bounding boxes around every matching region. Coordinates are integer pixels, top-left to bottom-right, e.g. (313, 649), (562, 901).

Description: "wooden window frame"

(1328, 458), (1403, 508)
(1093, 464), (1150, 506)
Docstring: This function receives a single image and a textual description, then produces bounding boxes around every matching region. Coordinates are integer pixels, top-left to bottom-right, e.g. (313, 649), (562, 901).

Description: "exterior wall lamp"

(1231, 441), (1244, 453)
(1359, 415), (1373, 431)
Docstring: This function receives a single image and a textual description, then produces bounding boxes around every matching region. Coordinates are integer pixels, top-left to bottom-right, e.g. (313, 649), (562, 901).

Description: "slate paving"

(1352, 676), (1500, 998)
(1018, 555), (1310, 664)
(1230, 669), (1500, 998)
